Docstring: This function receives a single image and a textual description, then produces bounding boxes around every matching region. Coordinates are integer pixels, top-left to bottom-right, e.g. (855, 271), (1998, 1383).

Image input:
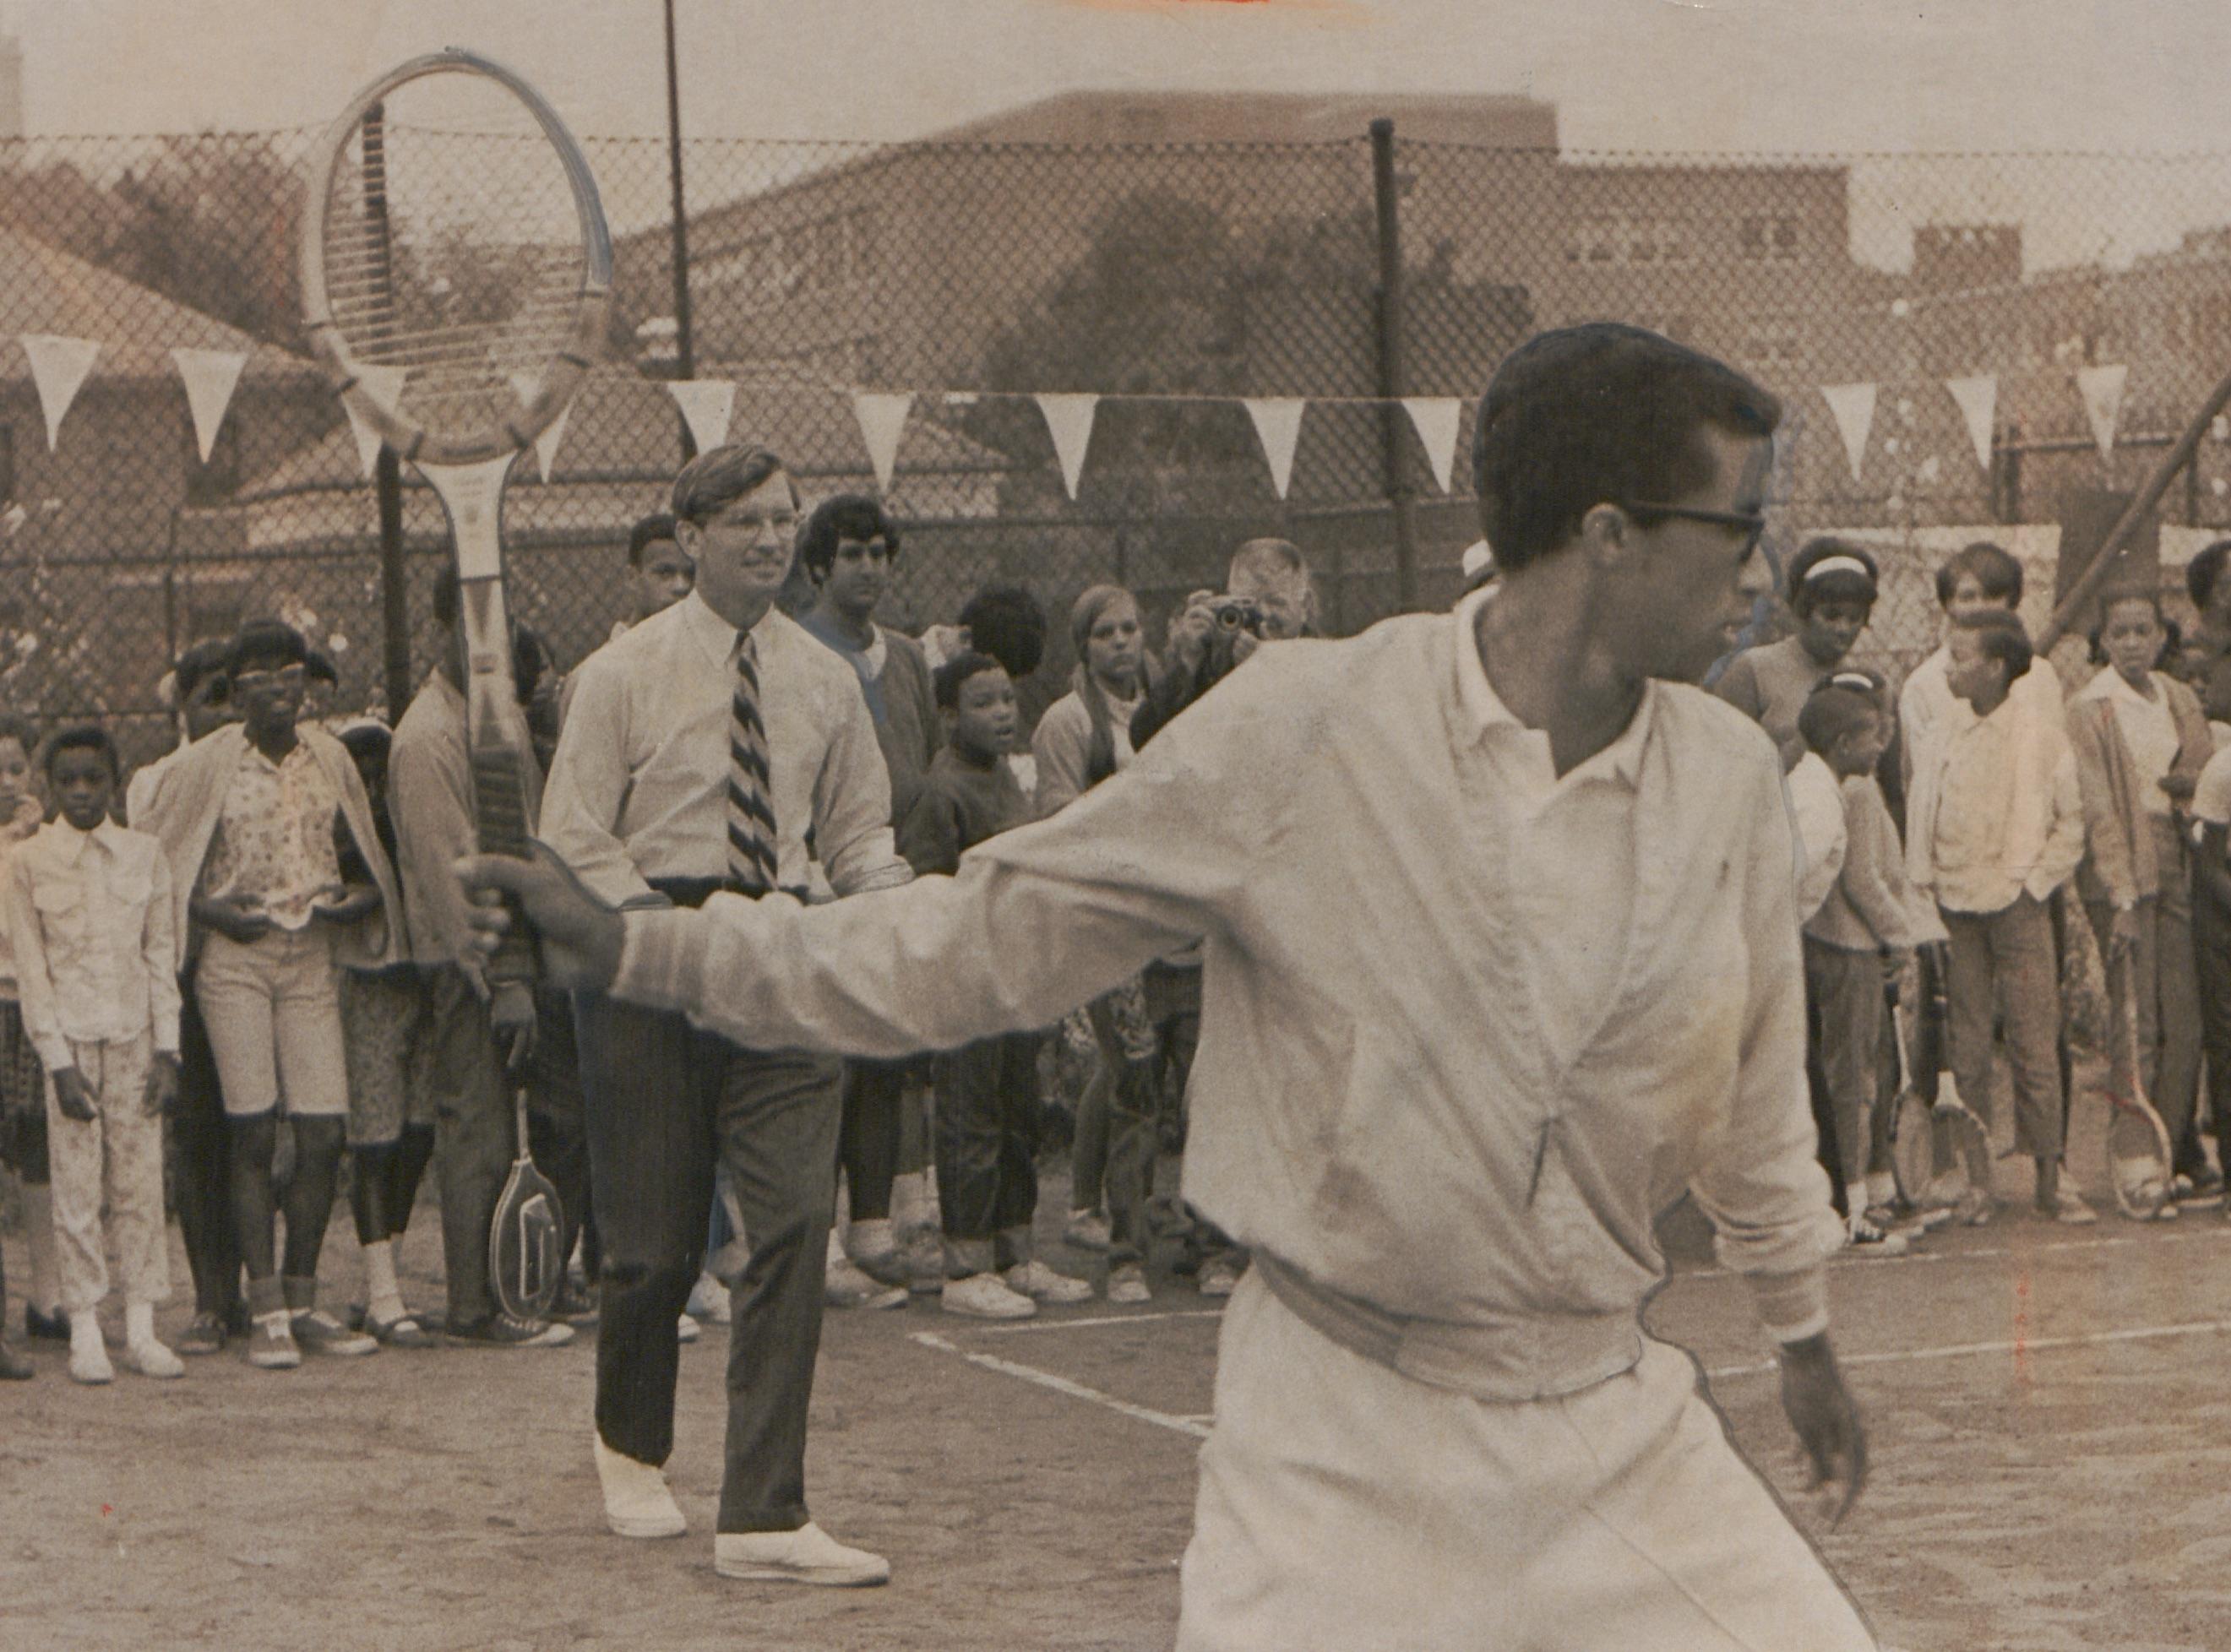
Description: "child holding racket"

(6, 726), (182, 1383)
(2070, 588), (2215, 1212)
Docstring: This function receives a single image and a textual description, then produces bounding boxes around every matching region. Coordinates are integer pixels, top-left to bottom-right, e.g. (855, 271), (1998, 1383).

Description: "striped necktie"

(726, 628), (778, 895)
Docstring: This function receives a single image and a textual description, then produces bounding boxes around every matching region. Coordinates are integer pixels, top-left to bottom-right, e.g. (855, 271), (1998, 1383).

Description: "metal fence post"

(1369, 118), (1419, 615)
(663, 0), (698, 461)
(375, 448), (410, 717)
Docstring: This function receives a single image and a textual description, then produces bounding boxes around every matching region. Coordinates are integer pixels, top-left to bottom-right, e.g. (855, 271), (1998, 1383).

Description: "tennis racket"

(299, 48), (612, 988)
(2107, 949), (2176, 1221)
(1888, 955), (1991, 1212)
(490, 1083), (563, 1323)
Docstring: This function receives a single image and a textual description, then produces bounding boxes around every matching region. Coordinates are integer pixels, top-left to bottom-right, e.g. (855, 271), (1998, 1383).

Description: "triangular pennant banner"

(1944, 374), (1998, 472)
(1820, 383), (1877, 482)
(668, 378), (736, 455)
(340, 364), (409, 479)
(2076, 363), (2128, 459)
(172, 347), (248, 465)
(1035, 394), (1100, 500)
(1243, 398), (1307, 501)
(1401, 397), (1463, 493)
(504, 370), (574, 481)
(20, 334), (99, 451)
(852, 393), (913, 494)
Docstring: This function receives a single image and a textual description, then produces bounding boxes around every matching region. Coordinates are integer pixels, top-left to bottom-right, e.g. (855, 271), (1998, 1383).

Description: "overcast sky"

(18, 0), (2231, 155)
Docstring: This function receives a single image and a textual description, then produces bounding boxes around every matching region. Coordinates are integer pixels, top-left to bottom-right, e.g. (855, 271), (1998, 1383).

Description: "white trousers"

(45, 1032), (167, 1315)
(1178, 1270), (1879, 1652)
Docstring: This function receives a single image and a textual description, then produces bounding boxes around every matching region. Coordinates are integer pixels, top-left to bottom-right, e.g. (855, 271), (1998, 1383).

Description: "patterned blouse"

(198, 740), (346, 931)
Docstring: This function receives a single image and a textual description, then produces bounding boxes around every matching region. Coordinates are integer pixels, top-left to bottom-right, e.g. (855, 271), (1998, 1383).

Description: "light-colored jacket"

(2068, 671), (2213, 910)
(1906, 686), (2084, 909)
(137, 722), (405, 970)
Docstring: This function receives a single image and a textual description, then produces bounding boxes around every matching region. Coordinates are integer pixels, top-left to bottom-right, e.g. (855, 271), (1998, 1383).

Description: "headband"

(1801, 554), (1875, 585)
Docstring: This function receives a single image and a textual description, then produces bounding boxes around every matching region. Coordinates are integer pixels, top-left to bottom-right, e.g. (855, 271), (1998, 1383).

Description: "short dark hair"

(2189, 539), (2231, 614)
(336, 720), (391, 767)
(43, 723), (118, 782)
(2088, 585), (2168, 666)
(958, 584), (1047, 680)
(304, 647), (339, 687)
(1786, 537), (1879, 617)
(628, 512), (681, 568)
(1798, 685), (1880, 758)
(226, 618), (308, 677)
(798, 495), (901, 585)
(174, 639), (231, 706)
(1935, 541), (2023, 609)
(669, 444), (797, 525)
(1472, 323), (1781, 575)
(1227, 538), (1309, 589)
(934, 649), (1005, 710)
(0, 713), (37, 759)
(1956, 609), (2032, 683)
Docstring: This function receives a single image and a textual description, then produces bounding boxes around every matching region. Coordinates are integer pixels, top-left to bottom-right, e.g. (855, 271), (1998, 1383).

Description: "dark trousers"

(1801, 971), (1850, 1220)
(839, 1058), (906, 1223)
(1083, 995), (1162, 1264)
(424, 965), (515, 1329)
(933, 1031), (1043, 1274)
(574, 990), (842, 1535)
(2194, 878), (2231, 1169)
(1145, 961), (1242, 1269)
(525, 986), (593, 1279)
(171, 992), (239, 1319)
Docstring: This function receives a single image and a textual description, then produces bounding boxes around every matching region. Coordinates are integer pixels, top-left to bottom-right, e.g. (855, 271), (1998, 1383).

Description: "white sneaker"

(1063, 1209), (1113, 1252)
(594, 1434), (688, 1540)
(826, 1255), (907, 1311)
(1005, 1260), (1092, 1306)
(1107, 1262), (1151, 1305)
(942, 1271), (1037, 1320)
(686, 1272), (732, 1325)
(124, 1338), (185, 1379)
(1197, 1259), (1243, 1298)
(714, 1520), (890, 1587)
(677, 1312), (702, 1344)
(69, 1337), (115, 1386)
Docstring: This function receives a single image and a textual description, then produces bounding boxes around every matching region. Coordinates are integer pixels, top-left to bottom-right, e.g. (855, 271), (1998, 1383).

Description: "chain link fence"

(4, 126), (2231, 769)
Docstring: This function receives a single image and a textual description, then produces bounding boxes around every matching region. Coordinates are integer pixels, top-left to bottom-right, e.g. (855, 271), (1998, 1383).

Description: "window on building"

(1739, 215), (1801, 260)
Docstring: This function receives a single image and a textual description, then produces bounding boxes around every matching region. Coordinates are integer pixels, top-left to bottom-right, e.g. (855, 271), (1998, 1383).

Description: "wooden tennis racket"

(2107, 949), (2177, 1221)
(1888, 956), (1991, 1209)
(299, 48), (612, 989)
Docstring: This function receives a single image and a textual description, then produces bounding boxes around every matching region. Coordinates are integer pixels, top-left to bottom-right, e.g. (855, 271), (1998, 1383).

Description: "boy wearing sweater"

(1798, 687), (1930, 1251)
(899, 652), (1092, 1319)
(6, 727), (182, 1383)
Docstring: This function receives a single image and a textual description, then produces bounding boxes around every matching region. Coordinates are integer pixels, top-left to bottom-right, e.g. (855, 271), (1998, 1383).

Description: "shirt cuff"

(31, 1034), (73, 1075)
(1748, 1263), (1831, 1344)
(610, 906), (704, 1014)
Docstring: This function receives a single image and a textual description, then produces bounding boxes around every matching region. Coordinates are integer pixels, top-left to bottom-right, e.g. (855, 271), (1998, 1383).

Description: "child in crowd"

(2186, 710), (2231, 1206)
(1032, 585), (1162, 1300)
(2070, 588), (2217, 1209)
(900, 651), (1092, 1319)
(1907, 611), (2088, 1225)
(1800, 686), (1932, 1251)
(0, 714), (57, 1358)
(6, 726), (182, 1383)
(333, 721), (438, 1347)
(302, 648), (340, 728)
(1715, 536), (1880, 771)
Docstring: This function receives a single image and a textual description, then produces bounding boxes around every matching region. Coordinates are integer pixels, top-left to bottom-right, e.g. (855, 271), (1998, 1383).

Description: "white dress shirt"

(7, 818), (181, 1070)
(541, 591), (910, 905)
(614, 586), (1842, 1399)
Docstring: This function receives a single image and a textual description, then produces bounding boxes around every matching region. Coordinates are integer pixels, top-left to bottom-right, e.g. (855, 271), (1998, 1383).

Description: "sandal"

(363, 1311), (437, 1350)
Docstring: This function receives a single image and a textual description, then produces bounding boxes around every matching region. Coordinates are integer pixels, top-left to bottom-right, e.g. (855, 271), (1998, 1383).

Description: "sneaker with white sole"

(2046, 1187), (2103, 1225)
(1005, 1260), (1092, 1305)
(677, 1312), (702, 1344)
(826, 1255), (908, 1311)
(594, 1435), (688, 1540)
(1846, 1218), (1908, 1258)
(941, 1271), (1037, 1320)
(242, 1313), (301, 1370)
(1107, 1262), (1151, 1305)
(124, 1338), (185, 1380)
(714, 1521), (890, 1587)
(1196, 1259), (1243, 1298)
(686, 1272), (732, 1325)
(292, 1309), (378, 1357)
(68, 1337), (115, 1386)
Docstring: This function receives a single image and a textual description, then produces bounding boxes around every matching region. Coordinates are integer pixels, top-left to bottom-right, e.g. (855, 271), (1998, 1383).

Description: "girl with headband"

(1716, 536), (1882, 772)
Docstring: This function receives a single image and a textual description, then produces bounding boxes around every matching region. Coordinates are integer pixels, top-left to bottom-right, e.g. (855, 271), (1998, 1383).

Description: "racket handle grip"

(471, 743), (537, 987)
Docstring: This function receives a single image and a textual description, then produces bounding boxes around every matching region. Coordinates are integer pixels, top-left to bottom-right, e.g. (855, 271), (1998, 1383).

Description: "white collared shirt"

(542, 590), (911, 905)
(6, 818), (180, 1068)
(1785, 752), (1848, 924)
(615, 585), (1842, 1386)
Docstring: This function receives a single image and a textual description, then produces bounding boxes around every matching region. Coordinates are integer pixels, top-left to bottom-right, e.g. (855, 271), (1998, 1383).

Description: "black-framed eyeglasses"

(1617, 501), (1767, 552)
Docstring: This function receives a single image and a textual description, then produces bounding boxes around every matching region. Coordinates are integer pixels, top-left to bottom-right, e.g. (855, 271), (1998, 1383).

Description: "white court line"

(910, 1331), (1213, 1439)
(974, 1308), (1226, 1337)
(1703, 1316), (2231, 1383)
(1680, 1222), (2231, 1285)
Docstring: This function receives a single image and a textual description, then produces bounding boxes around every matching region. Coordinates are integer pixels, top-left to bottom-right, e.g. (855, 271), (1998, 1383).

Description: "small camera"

(1205, 596), (1266, 637)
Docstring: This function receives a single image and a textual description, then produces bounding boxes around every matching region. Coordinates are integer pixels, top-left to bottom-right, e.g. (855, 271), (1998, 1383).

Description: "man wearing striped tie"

(540, 443), (912, 1587)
